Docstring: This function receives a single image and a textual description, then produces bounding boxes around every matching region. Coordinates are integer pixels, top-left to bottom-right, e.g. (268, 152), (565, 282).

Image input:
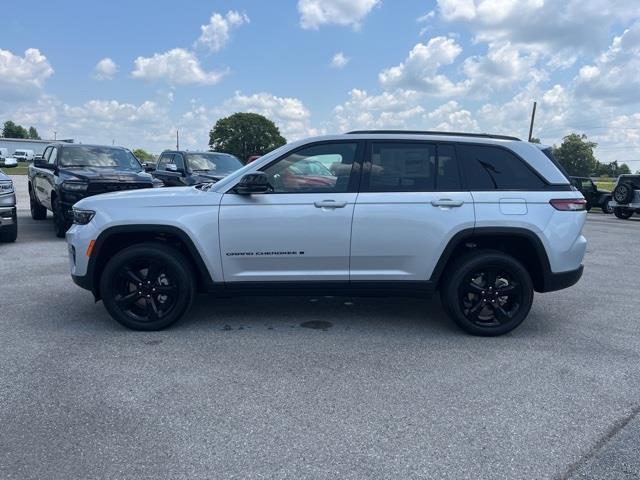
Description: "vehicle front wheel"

(29, 187), (47, 220)
(440, 251), (534, 336)
(52, 196), (70, 238)
(614, 208), (633, 220)
(100, 243), (195, 330)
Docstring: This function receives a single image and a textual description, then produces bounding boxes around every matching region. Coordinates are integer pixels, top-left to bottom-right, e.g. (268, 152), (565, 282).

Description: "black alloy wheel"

(100, 243), (194, 330)
(441, 251), (534, 336)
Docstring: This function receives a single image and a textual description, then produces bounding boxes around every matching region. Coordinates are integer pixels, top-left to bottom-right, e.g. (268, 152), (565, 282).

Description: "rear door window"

(458, 144), (546, 190)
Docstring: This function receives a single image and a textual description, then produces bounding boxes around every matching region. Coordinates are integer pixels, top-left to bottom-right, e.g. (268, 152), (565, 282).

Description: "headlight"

(62, 181), (89, 192)
(0, 181), (14, 194)
(72, 208), (95, 225)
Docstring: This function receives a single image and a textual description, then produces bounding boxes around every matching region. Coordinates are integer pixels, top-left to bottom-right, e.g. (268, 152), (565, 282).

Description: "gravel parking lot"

(1, 175), (639, 480)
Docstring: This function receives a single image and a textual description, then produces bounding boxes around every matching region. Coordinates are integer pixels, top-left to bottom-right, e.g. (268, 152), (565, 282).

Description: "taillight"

(549, 199), (587, 211)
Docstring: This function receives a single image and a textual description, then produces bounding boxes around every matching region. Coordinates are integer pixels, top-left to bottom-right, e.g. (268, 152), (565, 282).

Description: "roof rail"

(345, 130), (521, 141)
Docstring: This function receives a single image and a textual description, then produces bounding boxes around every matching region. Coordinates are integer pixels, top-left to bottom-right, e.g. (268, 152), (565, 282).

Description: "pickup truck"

(0, 170), (17, 243)
(28, 143), (160, 237)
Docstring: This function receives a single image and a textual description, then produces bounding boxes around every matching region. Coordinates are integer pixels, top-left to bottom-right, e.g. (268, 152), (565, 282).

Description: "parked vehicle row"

(65, 131), (587, 336)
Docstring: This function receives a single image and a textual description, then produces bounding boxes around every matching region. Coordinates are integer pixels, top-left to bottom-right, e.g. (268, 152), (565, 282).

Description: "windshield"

(60, 146), (142, 170)
(187, 153), (242, 174)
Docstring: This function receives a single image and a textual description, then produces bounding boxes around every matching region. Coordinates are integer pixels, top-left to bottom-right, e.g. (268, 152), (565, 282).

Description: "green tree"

(529, 137), (541, 144)
(2, 120), (28, 139)
(132, 148), (154, 162)
(553, 133), (598, 176)
(28, 126), (40, 140)
(208, 112), (286, 162)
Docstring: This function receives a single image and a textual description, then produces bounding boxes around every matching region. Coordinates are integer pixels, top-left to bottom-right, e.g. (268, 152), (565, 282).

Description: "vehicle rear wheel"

(0, 224), (17, 243)
(613, 183), (634, 204)
(614, 208), (633, 220)
(29, 187), (47, 220)
(52, 196), (70, 238)
(100, 243), (195, 331)
(440, 250), (534, 336)
(601, 197), (614, 214)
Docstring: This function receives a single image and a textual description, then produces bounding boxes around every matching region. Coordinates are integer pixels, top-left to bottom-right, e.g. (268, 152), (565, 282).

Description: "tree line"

(2, 120), (41, 140)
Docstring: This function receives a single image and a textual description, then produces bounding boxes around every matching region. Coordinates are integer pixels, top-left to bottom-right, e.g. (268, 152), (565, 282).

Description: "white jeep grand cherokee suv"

(66, 131), (586, 336)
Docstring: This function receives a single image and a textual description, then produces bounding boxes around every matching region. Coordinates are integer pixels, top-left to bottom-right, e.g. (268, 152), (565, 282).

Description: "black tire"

(29, 186), (47, 220)
(440, 250), (534, 336)
(614, 208), (633, 220)
(613, 183), (634, 204)
(601, 197), (614, 214)
(52, 196), (70, 238)
(0, 224), (17, 243)
(99, 243), (195, 330)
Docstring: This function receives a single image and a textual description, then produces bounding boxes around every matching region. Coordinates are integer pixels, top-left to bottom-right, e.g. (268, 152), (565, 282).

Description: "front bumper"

(0, 206), (16, 228)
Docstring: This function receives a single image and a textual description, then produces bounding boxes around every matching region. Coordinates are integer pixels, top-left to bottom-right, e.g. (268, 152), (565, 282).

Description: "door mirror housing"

(34, 159), (53, 169)
(234, 172), (271, 194)
(165, 163), (183, 174)
(142, 162), (156, 172)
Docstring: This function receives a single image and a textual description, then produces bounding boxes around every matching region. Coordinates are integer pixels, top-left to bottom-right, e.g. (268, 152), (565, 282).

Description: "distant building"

(0, 137), (74, 156)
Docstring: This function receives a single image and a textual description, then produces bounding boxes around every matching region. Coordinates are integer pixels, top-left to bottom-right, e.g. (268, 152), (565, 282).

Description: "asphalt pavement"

(1, 175), (639, 479)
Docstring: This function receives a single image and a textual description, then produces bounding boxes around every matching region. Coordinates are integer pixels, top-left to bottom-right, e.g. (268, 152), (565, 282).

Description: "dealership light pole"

(176, 130), (179, 150)
(528, 101), (537, 142)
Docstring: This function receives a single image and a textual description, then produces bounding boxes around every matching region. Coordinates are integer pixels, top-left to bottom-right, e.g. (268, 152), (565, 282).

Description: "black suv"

(569, 176), (613, 213)
(28, 143), (159, 237)
(152, 150), (242, 187)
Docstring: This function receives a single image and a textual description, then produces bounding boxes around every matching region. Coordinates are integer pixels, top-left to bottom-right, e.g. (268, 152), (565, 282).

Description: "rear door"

(219, 141), (362, 282)
(350, 141), (474, 281)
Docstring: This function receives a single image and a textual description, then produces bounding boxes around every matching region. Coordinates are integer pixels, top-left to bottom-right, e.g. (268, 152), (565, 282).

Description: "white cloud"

(131, 48), (225, 86)
(330, 52), (349, 69)
(298, 0), (380, 30)
(378, 37), (463, 95)
(195, 10), (249, 53)
(331, 88), (426, 132)
(575, 21), (640, 104)
(91, 58), (118, 80)
(436, 0), (639, 54)
(425, 101), (479, 131)
(217, 91), (316, 140)
(0, 48), (53, 100)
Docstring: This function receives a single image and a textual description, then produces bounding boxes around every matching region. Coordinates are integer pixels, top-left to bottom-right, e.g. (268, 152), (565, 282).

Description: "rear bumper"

(541, 265), (583, 293)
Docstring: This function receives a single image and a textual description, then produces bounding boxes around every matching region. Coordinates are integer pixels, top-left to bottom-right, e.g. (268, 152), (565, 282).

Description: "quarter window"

(261, 143), (358, 193)
(458, 145), (546, 190)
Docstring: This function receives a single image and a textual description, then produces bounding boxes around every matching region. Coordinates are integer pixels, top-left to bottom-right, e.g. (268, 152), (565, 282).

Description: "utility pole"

(176, 130), (179, 150)
(53, 130), (57, 140)
(528, 101), (537, 142)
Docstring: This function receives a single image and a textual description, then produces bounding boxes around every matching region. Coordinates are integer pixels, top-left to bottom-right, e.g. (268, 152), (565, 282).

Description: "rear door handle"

(431, 199), (464, 208)
(314, 200), (348, 209)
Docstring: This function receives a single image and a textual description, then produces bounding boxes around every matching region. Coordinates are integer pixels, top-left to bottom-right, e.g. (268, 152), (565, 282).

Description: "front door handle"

(314, 200), (348, 209)
(431, 199), (464, 208)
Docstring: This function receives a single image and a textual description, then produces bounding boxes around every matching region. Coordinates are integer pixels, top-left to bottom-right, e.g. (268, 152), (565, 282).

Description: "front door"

(219, 141), (362, 282)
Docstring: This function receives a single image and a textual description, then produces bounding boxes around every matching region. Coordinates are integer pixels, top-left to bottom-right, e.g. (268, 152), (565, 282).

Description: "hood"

(0, 170), (10, 181)
(75, 185), (222, 210)
(60, 167), (153, 182)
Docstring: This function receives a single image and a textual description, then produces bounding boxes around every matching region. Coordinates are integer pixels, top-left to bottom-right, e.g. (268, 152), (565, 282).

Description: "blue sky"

(1, 0), (639, 166)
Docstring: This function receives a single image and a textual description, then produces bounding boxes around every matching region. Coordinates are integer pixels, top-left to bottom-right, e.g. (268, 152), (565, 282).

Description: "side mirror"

(33, 159), (52, 169)
(166, 163), (183, 174)
(142, 162), (156, 172)
(234, 172), (271, 194)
